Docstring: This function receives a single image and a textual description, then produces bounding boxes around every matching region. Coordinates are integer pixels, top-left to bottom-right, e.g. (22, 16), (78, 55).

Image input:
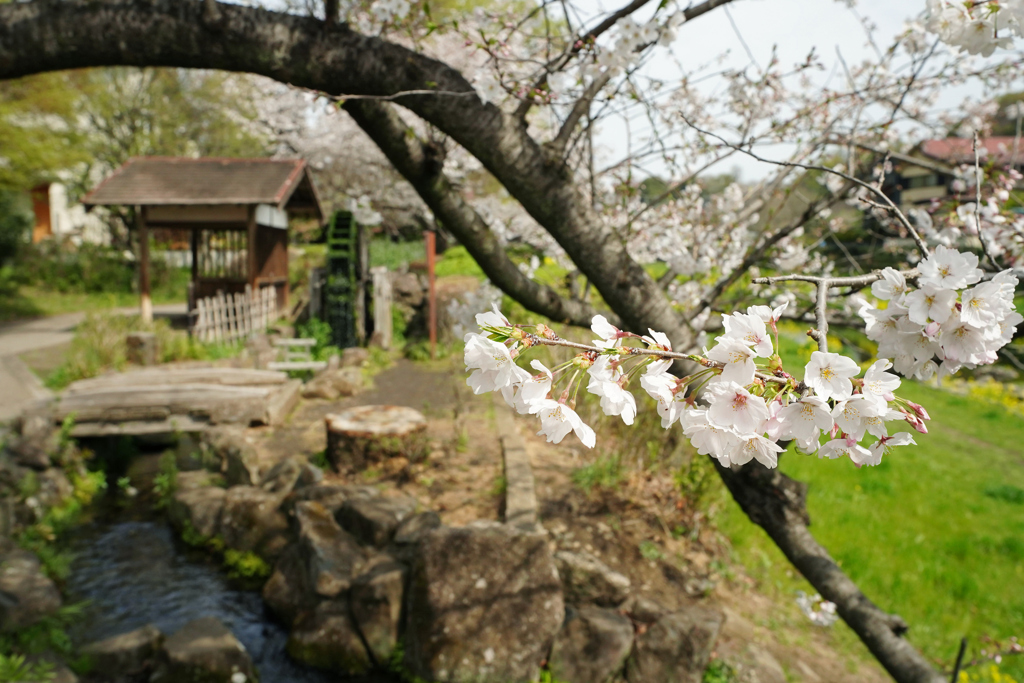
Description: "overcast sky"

(578, 0), (1021, 180)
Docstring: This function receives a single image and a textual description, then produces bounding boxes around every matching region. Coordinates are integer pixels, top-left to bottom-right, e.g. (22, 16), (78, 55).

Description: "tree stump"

(325, 406), (428, 473)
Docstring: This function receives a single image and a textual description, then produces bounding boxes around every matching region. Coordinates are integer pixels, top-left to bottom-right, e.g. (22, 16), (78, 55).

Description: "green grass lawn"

(719, 329), (1024, 679)
(0, 286), (184, 322)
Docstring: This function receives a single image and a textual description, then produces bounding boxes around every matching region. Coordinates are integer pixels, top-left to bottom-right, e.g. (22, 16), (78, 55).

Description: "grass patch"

(720, 331), (1024, 678)
(370, 238), (426, 270)
(571, 453), (624, 493)
(434, 246), (485, 279)
(45, 312), (240, 390)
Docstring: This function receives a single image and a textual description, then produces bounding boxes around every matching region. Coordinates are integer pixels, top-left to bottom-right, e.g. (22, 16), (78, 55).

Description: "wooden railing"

(192, 284), (278, 343)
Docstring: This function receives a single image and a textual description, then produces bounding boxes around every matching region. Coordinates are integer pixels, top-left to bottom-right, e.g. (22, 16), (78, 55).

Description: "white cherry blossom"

(861, 359), (901, 410)
(707, 382), (770, 435)
(870, 268), (908, 301)
(862, 432), (916, 466)
(705, 338), (757, 385)
(730, 434), (784, 469)
(512, 361), (553, 414)
(917, 245), (982, 290)
(777, 397), (834, 443)
(818, 438), (873, 462)
(529, 399), (596, 448)
(683, 410), (741, 463)
(804, 351), (861, 402)
(720, 312), (774, 357)
(465, 334), (519, 394)
(903, 287), (957, 325)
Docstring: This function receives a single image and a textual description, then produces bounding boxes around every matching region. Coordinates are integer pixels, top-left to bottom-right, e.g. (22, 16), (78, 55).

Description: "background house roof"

(919, 137), (1022, 166)
(82, 157), (323, 220)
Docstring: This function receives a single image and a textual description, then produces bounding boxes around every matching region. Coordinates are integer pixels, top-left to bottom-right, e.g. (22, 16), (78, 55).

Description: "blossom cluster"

(925, 0), (1024, 56)
(859, 246), (1022, 380)
(796, 591), (839, 627)
(462, 291), (960, 468)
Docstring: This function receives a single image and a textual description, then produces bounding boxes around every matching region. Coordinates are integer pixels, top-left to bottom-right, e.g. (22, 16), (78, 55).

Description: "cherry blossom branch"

(681, 117), (932, 258)
(812, 280), (829, 353)
(752, 269), (919, 287)
(526, 334), (795, 386)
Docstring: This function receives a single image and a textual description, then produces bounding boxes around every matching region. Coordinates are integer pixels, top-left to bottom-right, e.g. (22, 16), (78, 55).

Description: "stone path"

(0, 304), (186, 423)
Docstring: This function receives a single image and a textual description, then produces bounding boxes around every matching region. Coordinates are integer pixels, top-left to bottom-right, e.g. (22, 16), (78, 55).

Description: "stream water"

(65, 518), (391, 683)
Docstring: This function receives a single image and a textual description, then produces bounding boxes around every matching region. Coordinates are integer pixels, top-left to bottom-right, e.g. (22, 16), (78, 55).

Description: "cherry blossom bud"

(906, 401), (931, 421)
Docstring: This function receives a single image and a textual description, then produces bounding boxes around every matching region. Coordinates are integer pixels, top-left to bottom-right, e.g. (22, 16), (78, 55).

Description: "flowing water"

(65, 518), (392, 683)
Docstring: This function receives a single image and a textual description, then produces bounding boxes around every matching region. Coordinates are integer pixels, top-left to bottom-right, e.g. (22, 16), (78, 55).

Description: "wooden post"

(138, 206), (152, 324)
(426, 230), (437, 360)
(370, 266), (393, 349)
(189, 228), (199, 313)
(247, 206), (258, 293)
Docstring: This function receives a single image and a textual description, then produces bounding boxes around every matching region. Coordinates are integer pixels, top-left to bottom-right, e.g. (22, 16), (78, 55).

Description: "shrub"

(0, 191), (32, 268)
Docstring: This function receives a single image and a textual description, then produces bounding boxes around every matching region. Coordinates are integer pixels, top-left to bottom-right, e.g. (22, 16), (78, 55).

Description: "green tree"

(0, 72), (88, 190)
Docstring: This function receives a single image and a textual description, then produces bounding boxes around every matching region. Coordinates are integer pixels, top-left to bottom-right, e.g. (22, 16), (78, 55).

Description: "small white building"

(30, 182), (109, 245)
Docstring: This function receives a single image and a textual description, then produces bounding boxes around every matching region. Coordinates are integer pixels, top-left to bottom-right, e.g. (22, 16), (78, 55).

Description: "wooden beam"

(138, 205), (152, 323)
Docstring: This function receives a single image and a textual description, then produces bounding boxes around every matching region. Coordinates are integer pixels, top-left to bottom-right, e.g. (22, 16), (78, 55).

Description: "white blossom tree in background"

(2, 0), (1024, 680)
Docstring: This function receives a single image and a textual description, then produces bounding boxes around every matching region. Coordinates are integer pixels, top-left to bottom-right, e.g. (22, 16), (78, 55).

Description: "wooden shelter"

(83, 157), (324, 322)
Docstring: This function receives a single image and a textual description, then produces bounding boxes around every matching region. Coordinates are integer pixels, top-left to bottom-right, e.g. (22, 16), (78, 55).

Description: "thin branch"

(550, 71), (613, 154)
(753, 269), (919, 287)
(813, 280), (829, 352)
(974, 131), (1001, 269)
(682, 117), (931, 258)
(526, 334), (795, 386)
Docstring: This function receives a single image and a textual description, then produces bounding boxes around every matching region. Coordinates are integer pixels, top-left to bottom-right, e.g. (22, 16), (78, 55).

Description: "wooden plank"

(56, 383), (273, 426)
(64, 368), (289, 393)
(266, 361), (327, 371)
(274, 338), (317, 347)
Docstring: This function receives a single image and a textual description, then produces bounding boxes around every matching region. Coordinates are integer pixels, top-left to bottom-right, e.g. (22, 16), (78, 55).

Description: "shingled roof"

(919, 137), (1022, 166)
(82, 157), (323, 219)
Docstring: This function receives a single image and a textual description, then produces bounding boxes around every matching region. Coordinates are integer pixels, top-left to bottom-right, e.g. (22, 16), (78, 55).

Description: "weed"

(179, 520), (210, 548)
(538, 670), (570, 683)
(959, 664), (1021, 682)
(152, 452), (178, 510)
(703, 659), (739, 683)
(639, 540), (664, 561)
(491, 475), (508, 498)
(223, 549), (272, 580)
(455, 427), (469, 453)
(572, 453), (623, 493)
(309, 450), (330, 470)
(984, 485), (1024, 505)
(0, 653), (55, 682)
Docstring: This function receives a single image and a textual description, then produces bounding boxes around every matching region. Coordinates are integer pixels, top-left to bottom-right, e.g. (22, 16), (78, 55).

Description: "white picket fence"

(192, 285), (278, 343)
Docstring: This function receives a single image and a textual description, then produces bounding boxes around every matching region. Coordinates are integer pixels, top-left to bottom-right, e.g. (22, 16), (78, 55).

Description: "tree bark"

(714, 459), (946, 683)
(0, 0), (687, 346)
(343, 99), (616, 328)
